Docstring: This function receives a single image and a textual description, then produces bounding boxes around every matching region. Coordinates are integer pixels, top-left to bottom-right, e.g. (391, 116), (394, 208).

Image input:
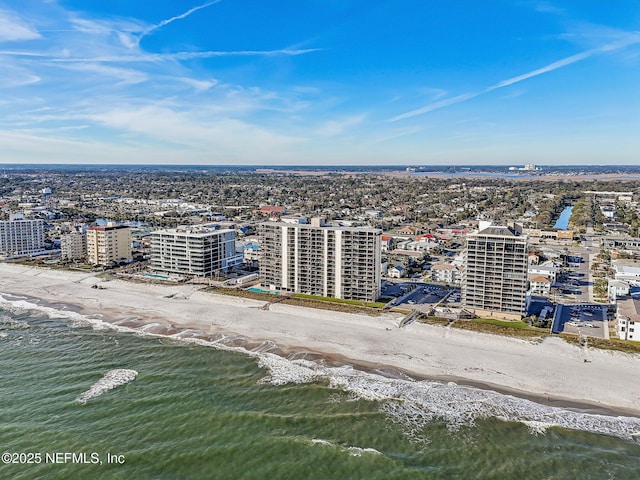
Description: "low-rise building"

(528, 260), (561, 283)
(388, 265), (406, 278)
(381, 235), (394, 252)
(612, 260), (640, 285)
(529, 275), (552, 296)
(616, 295), (640, 341)
(242, 242), (261, 264)
(608, 279), (631, 303)
(431, 264), (463, 285)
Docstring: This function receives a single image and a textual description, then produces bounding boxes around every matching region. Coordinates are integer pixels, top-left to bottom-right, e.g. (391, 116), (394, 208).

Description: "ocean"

(1, 295), (640, 480)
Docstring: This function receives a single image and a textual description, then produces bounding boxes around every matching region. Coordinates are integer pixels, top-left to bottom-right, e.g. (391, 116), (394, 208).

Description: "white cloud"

(57, 63), (148, 85)
(85, 105), (303, 155)
(139, 1), (223, 42)
(37, 47), (321, 64)
(535, 2), (565, 15)
(390, 33), (640, 121)
(0, 9), (41, 42)
(0, 65), (40, 88)
(177, 77), (218, 92)
(316, 114), (367, 136)
(389, 93), (479, 122)
(417, 87), (448, 100)
(372, 126), (423, 144)
(0, 2), (322, 164)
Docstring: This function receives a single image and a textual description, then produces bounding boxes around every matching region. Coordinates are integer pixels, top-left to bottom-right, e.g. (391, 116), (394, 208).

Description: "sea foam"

(310, 438), (383, 457)
(3, 293), (640, 441)
(76, 369), (138, 404)
(255, 354), (640, 442)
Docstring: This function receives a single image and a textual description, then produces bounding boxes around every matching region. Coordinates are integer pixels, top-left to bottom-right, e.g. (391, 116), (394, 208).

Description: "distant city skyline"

(1, 1), (639, 165)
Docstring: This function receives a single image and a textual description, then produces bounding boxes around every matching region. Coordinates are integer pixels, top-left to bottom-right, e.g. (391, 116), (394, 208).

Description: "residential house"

(431, 264), (462, 285)
(387, 265), (406, 279)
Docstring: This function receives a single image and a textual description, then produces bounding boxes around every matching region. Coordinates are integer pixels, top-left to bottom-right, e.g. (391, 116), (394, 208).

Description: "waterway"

(553, 206), (573, 230)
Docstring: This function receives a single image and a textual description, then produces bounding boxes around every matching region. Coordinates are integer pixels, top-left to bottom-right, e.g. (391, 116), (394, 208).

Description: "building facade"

(86, 224), (132, 266)
(431, 264), (463, 285)
(151, 225), (239, 277)
(616, 295), (640, 341)
(259, 220), (381, 301)
(0, 215), (45, 259)
(462, 225), (528, 320)
(60, 232), (86, 261)
(528, 275), (552, 296)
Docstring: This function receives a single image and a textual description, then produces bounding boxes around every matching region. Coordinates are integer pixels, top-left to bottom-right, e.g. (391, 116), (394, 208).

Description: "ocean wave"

(0, 311), (30, 329)
(255, 355), (640, 442)
(310, 438), (383, 457)
(0, 294), (108, 330)
(3, 293), (640, 441)
(76, 369), (138, 404)
(256, 354), (323, 386)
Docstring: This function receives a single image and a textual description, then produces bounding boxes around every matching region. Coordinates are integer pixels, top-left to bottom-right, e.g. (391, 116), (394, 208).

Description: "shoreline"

(2, 263), (640, 418)
(10, 289), (631, 418)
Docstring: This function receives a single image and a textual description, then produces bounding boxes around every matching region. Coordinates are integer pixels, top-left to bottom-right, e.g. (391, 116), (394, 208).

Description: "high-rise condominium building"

(151, 225), (239, 277)
(86, 224), (132, 266)
(462, 224), (528, 320)
(0, 214), (45, 259)
(259, 219), (381, 302)
(60, 232), (87, 261)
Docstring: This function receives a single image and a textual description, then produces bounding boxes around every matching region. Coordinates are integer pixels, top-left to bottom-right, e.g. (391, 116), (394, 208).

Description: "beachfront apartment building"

(259, 218), (381, 302)
(86, 224), (132, 266)
(529, 275), (552, 296)
(0, 214), (46, 259)
(431, 264), (463, 285)
(150, 225), (240, 277)
(616, 295), (640, 341)
(60, 231), (87, 261)
(462, 224), (528, 321)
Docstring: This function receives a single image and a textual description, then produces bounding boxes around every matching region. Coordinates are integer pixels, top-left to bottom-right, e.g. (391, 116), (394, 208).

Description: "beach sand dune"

(2, 263), (639, 416)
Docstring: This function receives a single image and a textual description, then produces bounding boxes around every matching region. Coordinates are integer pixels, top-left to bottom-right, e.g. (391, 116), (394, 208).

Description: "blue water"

(2, 296), (640, 479)
(143, 273), (170, 279)
(553, 206), (573, 230)
(248, 287), (279, 294)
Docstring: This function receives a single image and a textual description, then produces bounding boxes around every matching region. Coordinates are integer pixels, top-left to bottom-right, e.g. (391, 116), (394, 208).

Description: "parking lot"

(381, 281), (458, 309)
(552, 304), (609, 339)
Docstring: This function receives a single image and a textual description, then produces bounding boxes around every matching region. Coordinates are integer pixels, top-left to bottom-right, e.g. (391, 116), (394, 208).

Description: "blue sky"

(1, 1), (639, 166)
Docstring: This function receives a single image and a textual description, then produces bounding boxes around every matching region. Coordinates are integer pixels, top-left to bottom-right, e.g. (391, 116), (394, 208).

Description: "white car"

(567, 321), (579, 326)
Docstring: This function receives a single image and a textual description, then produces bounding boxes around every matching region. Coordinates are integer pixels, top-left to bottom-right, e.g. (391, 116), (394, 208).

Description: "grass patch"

(283, 297), (383, 316)
(560, 334), (640, 354)
(292, 293), (387, 309)
(418, 316), (450, 326)
(203, 287), (385, 316)
(452, 319), (549, 338)
(204, 286), (278, 302)
(471, 318), (532, 329)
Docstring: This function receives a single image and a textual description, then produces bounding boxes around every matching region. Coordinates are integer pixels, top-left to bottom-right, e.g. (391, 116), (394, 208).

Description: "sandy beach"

(2, 263), (640, 416)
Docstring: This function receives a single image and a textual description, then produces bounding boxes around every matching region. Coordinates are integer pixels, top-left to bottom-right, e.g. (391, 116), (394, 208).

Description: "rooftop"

(153, 225), (234, 237)
(475, 226), (518, 237)
(617, 295), (640, 320)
